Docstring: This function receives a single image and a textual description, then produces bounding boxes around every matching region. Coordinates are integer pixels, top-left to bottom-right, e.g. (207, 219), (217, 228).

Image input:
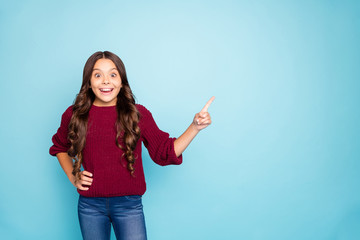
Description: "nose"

(102, 75), (110, 84)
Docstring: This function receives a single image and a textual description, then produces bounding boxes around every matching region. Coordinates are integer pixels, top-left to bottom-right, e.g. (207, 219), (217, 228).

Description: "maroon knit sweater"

(49, 104), (182, 197)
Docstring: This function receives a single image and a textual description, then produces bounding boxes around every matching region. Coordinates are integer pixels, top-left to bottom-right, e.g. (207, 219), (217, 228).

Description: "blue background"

(1, 0), (359, 239)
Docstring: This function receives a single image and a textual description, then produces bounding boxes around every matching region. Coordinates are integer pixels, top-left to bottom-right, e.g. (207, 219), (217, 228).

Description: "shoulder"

(63, 105), (73, 116)
(135, 104), (155, 128)
(136, 104), (152, 117)
(60, 105), (74, 124)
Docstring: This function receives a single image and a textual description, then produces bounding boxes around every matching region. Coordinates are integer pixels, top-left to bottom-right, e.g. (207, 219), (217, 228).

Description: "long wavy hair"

(67, 51), (140, 179)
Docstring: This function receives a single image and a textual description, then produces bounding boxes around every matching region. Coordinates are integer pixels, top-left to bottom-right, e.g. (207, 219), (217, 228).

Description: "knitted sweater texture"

(49, 104), (182, 197)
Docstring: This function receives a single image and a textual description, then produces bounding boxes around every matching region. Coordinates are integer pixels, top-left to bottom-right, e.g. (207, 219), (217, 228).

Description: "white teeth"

(100, 88), (112, 92)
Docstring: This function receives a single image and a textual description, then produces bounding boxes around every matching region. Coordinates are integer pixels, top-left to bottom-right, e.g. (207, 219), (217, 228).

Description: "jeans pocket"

(124, 195), (142, 201)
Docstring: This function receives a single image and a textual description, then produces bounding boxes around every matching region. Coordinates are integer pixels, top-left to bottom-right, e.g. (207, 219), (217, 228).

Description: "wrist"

(191, 122), (201, 133)
(68, 174), (76, 187)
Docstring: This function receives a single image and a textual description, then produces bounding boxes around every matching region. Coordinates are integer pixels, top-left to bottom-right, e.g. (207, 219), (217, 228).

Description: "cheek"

(90, 78), (96, 88)
(115, 79), (122, 88)
(90, 79), (103, 89)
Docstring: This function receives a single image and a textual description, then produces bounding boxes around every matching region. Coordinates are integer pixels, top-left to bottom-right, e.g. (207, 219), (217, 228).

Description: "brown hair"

(67, 51), (140, 180)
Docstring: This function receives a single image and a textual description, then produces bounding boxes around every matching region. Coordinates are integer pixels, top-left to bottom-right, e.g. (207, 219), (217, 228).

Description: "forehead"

(93, 58), (118, 71)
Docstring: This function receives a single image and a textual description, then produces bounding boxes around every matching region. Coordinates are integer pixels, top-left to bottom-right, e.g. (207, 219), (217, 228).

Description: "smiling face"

(90, 58), (122, 106)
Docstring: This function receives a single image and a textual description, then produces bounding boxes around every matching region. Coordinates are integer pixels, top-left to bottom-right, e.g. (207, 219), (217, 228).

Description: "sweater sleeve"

(49, 106), (73, 156)
(138, 104), (183, 166)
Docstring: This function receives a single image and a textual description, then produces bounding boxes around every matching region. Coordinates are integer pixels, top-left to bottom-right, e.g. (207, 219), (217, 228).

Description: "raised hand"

(174, 96), (215, 157)
(193, 96), (215, 131)
(73, 170), (93, 191)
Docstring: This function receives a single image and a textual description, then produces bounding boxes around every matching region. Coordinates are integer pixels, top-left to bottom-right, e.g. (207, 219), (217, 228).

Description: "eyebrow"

(92, 68), (118, 72)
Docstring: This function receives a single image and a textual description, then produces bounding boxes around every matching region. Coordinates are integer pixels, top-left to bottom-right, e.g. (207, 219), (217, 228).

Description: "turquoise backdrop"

(1, 0), (359, 239)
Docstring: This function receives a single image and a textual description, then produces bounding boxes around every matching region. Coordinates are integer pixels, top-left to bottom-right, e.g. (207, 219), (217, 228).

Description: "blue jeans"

(78, 195), (147, 240)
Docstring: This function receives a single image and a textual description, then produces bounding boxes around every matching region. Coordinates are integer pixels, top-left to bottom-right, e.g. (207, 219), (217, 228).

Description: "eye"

(111, 73), (117, 77)
(94, 73), (101, 78)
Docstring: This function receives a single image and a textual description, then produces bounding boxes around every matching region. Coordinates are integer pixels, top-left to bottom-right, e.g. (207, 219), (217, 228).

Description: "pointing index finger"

(200, 96), (215, 113)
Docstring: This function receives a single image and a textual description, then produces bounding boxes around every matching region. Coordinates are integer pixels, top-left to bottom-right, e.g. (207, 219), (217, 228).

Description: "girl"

(49, 51), (214, 240)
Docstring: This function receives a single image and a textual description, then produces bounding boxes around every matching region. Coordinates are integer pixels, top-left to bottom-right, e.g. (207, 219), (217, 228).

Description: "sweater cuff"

(169, 138), (183, 165)
(49, 146), (68, 156)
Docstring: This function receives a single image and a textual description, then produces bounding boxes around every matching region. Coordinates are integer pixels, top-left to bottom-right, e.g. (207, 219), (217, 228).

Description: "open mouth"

(99, 88), (114, 94)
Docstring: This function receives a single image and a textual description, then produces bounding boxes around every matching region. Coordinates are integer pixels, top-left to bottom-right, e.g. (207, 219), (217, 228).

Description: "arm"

(174, 124), (199, 157)
(174, 97), (215, 157)
(140, 104), (182, 165)
(50, 106), (93, 190)
(56, 152), (92, 191)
